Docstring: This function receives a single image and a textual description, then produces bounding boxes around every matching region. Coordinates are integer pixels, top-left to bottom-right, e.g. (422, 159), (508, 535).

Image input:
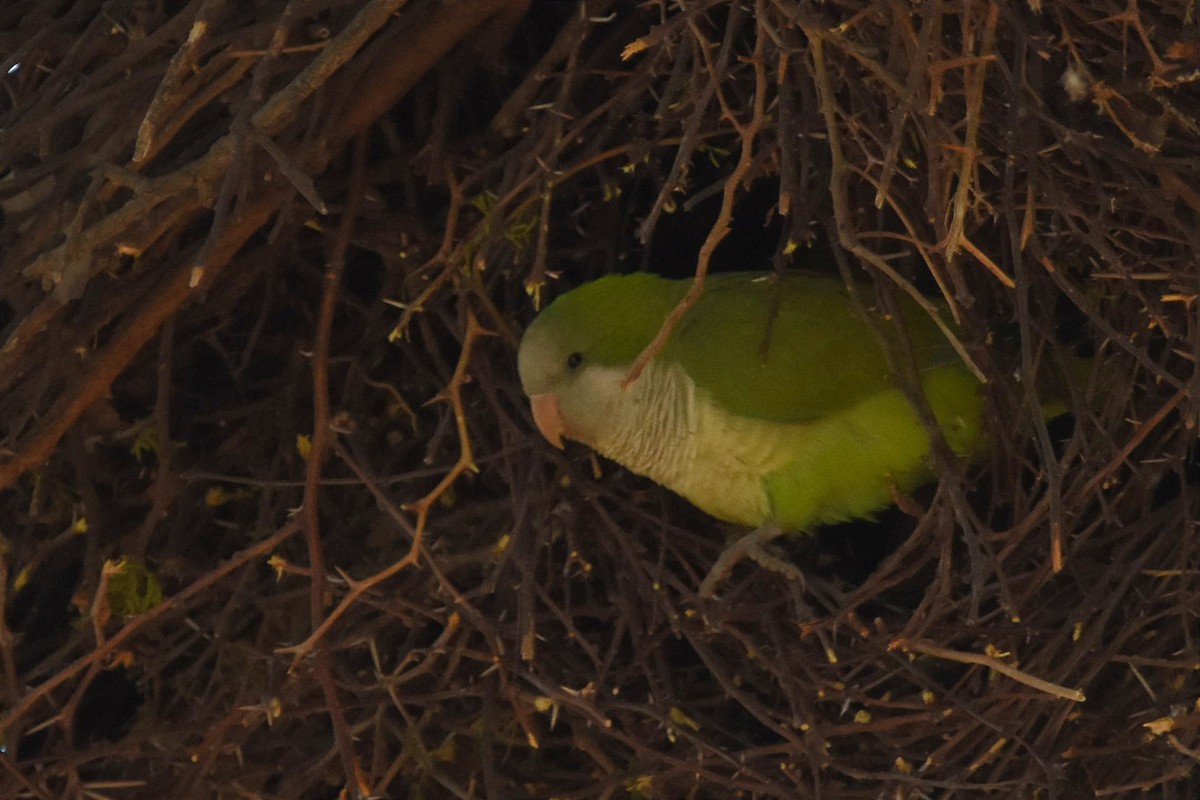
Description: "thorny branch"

(301, 133), (370, 796)
(624, 0), (770, 389)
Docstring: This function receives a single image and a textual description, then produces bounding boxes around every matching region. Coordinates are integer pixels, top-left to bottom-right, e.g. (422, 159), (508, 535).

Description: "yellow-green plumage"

(517, 272), (984, 532)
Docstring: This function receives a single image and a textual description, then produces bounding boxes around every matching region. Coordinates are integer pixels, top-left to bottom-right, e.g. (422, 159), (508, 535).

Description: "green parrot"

(517, 271), (985, 590)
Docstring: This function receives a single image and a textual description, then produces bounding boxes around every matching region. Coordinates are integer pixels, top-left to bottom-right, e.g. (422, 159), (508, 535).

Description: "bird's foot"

(699, 523), (804, 598)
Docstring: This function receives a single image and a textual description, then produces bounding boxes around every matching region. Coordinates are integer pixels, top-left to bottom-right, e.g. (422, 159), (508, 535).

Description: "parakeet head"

(517, 273), (686, 448)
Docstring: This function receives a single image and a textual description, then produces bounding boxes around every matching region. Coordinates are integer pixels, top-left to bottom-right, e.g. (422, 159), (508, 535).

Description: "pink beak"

(529, 393), (566, 449)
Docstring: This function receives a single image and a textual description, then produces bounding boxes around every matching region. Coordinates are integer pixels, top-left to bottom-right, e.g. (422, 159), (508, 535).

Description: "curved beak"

(529, 393), (566, 449)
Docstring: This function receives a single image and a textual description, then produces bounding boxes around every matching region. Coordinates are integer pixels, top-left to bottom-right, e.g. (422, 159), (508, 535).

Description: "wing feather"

(662, 273), (956, 422)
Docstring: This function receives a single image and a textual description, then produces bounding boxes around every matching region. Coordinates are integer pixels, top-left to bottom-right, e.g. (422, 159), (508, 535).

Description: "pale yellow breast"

(591, 361), (806, 527)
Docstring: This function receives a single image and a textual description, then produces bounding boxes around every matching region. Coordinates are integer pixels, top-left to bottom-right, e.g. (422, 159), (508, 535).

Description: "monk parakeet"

(517, 272), (985, 589)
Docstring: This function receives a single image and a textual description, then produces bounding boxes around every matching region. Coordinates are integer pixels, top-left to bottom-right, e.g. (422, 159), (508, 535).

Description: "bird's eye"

(566, 352), (583, 370)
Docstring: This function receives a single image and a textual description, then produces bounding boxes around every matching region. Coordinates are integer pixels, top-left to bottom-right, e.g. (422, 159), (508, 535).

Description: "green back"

(661, 272), (960, 422)
(533, 271), (965, 423)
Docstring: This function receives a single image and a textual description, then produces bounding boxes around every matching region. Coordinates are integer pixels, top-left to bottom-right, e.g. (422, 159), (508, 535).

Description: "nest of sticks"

(1, 0), (1199, 797)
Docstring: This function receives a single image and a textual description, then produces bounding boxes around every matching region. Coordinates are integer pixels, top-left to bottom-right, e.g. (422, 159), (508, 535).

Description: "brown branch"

(0, 519), (302, 739)
(623, 2), (768, 389)
(405, 310), (494, 533)
(301, 132), (370, 797)
(805, 28), (984, 380)
(387, 168), (466, 341)
(1, 0), (533, 492)
(892, 638), (1086, 702)
(633, 11), (735, 245)
(125, 318), (179, 557)
(0, 191), (283, 491)
(491, 0), (616, 137)
(280, 310), (493, 666)
(133, 0), (224, 164)
(277, 441), (423, 666)
(321, 0), (533, 149)
(942, 3), (999, 260)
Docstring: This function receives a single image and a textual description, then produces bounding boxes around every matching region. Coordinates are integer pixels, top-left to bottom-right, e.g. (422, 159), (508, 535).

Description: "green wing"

(662, 272), (961, 423)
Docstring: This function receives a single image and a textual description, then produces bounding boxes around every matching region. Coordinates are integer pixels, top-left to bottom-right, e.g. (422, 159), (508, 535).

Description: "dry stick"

(0, 519), (302, 739)
(633, 10), (734, 246)
(942, 3), (998, 262)
(2, 0), (394, 458)
(0, 295), (63, 395)
(805, 30), (987, 362)
(511, 133), (698, 288)
(1004, 103), (1065, 572)
(53, 559), (120, 760)
(127, 317), (178, 557)
(1068, 387), (1187, 511)
(508, 0), (578, 297)
(253, 0), (415, 137)
(803, 31), (984, 381)
(685, 10), (742, 126)
(959, 235), (1015, 289)
(133, 0), (223, 163)
(526, 180), (555, 308)
(842, 175), (974, 325)
(0, 753), (48, 800)
(1038, 251), (1186, 393)
(178, 703), (275, 796)
(0, 0), (527, 492)
(0, 193), (281, 491)
(404, 311), (494, 534)
(807, 29), (1002, 616)
(303, 133), (370, 797)
(0, 10), (191, 161)
(490, 0), (616, 137)
(191, 1), (306, 289)
(134, 50), (255, 167)
(623, 3), (768, 389)
(321, 0), (531, 148)
(280, 312), (493, 665)
(15, 161), (205, 287)
(22, 16), (284, 290)
(388, 168), (466, 340)
(1094, 767), (1196, 798)
(6, 0), (414, 362)
(415, 550), (545, 753)
(891, 638), (1086, 702)
(874, 0), (937, 212)
(996, 381), (1188, 564)
(323, 0), (535, 326)
(499, 33), (727, 292)
(0, 550), (17, 713)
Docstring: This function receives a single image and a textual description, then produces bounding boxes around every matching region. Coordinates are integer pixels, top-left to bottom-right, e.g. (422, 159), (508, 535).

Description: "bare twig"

(623, 2), (769, 389)
(892, 638), (1086, 702)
